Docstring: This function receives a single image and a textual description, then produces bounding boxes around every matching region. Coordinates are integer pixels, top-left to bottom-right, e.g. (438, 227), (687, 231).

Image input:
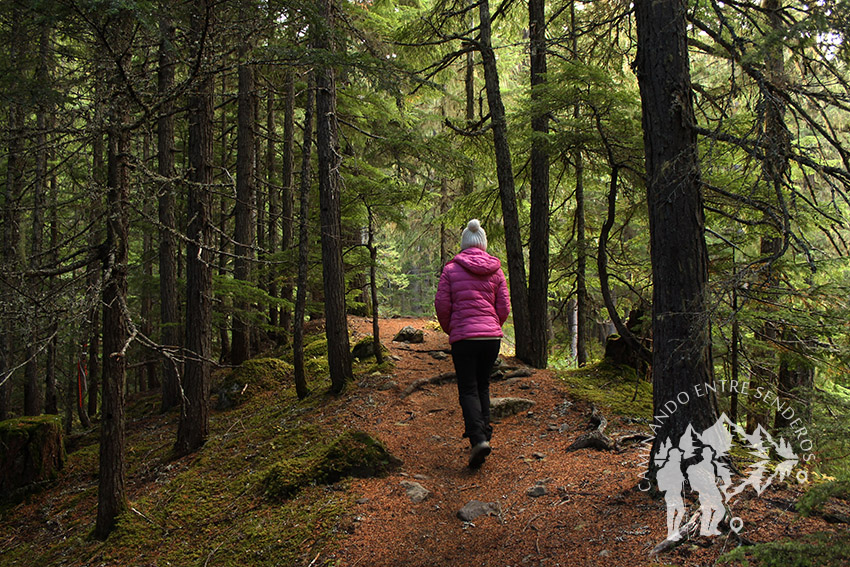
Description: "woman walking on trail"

(435, 219), (510, 469)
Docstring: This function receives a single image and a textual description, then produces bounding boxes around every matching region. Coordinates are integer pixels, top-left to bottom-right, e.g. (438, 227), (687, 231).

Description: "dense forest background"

(1, 0), (850, 543)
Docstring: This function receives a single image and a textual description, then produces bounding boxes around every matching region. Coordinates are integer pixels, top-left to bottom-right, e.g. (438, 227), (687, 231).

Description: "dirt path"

(319, 318), (668, 566)
(313, 317), (840, 567)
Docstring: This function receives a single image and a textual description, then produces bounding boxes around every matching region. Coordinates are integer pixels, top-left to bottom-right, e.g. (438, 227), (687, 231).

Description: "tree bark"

(478, 0), (532, 363)
(157, 12), (181, 412)
(40, 22), (58, 414)
(293, 77), (314, 400)
(231, 42), (256, 366)
(462, 3), (475, 196)
(279, 70), (296, 339)
(46, 176), (59, 415)
(176, 0), (214, 456)
(87, 66), (106, 422)
(574, 149), (588, 368)
(1, 8), (27, 421)
(367, 208), (384, 364)
(141, 132), (158, 392)
(634, 0), (718, 480)
(527, 0), (550, 369)
(95, 82), (130, 541)
(315, 0), (353, 394)
(217, 75), (231, 365)
(24, 21), (51, 417)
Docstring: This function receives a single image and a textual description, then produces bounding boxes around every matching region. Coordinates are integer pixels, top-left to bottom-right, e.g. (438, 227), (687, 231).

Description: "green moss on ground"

(556, 361), (653, 418)
(263, 429), (401, 501)
(0, 355), (370, 567)
(718, 532), (850, 566)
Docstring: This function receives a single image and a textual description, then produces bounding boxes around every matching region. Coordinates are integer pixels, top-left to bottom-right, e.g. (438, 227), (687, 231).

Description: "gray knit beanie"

(461, 219), (488, 251)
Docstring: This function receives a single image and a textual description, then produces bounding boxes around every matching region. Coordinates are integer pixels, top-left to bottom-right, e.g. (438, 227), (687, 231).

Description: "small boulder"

(351, 336), (388, 360)
(400, 480), (431, 503)
(263, 430), (401, 501)
(393, 326), (424, 343)
(490, 397), (536, 418)
(215, 358), (293, 409)
(457, 500), (500, 522)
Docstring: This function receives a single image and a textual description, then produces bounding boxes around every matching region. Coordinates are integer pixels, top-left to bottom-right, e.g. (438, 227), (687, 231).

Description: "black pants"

(451, 339), (501, 446)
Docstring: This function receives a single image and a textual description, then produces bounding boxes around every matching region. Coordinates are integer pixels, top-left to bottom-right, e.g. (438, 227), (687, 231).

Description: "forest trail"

(1, 317), (839, 567)
(323, 318), (828, 567)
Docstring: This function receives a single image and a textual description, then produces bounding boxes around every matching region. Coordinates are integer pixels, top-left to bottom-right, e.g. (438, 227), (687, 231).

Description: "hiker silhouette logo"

(654, 412), (807, 540)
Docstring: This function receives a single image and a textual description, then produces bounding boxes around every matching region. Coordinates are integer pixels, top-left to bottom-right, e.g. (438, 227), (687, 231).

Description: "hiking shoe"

(468, 441), (491, 469)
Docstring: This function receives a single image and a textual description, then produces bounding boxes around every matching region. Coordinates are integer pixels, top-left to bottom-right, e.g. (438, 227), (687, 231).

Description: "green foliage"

(718, 532), (850, 567)
(796, 478), (850, 518)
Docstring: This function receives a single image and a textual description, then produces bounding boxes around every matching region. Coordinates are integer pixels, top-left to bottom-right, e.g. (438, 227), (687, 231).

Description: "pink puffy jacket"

(434, 248), (511, 344)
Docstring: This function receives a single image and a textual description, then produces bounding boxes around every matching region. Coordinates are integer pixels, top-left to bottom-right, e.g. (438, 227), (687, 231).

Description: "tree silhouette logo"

(654, 412), (806, 540)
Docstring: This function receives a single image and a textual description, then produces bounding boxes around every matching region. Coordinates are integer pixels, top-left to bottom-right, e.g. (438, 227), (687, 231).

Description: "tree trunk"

(95, 87), (130, 541)
(462, 6), (475, 197)
(218, 80), (232, 363)
(570, 1), (588, 368)
(574, 149), (588, 368)
(367, 209), (384, 364)
(231, 46), (256, 366)
(267, 88), (279, 331)
(1, 4), (28, 421)
(279, 71), (296, 339)
(157, 12), (181, 412)
(44, 24), (59, 413)
(774, 329), (814, 431)
(46, 174), (59, 415)
(527, 0), (550, 369)
(87, 67), (106, 423)
(24, 22), (52, 417)
(478, 0), (532, 363)
(315, 0), (353, 394)
(634, 0), (718, 480)
(293, 78), (314, 400)
(141, 132), (158, 392)
(176, 0), (214, 455)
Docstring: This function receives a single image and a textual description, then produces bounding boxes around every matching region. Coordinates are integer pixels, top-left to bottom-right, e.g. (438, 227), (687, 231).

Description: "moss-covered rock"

(351, 336), (388, 360)
(0, 415), (65, 501)
(262, 430), (401, 501)
(216, 358), (293, 409)
(303, 337), (328, 358)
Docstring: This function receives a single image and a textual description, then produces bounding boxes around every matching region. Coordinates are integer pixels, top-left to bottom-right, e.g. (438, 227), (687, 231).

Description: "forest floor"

(0, 316), (847, 567)
(329, 318), (845, 567)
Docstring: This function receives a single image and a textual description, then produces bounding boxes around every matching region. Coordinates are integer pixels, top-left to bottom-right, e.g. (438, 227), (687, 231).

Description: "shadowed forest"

(1, 0), (850, 565)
